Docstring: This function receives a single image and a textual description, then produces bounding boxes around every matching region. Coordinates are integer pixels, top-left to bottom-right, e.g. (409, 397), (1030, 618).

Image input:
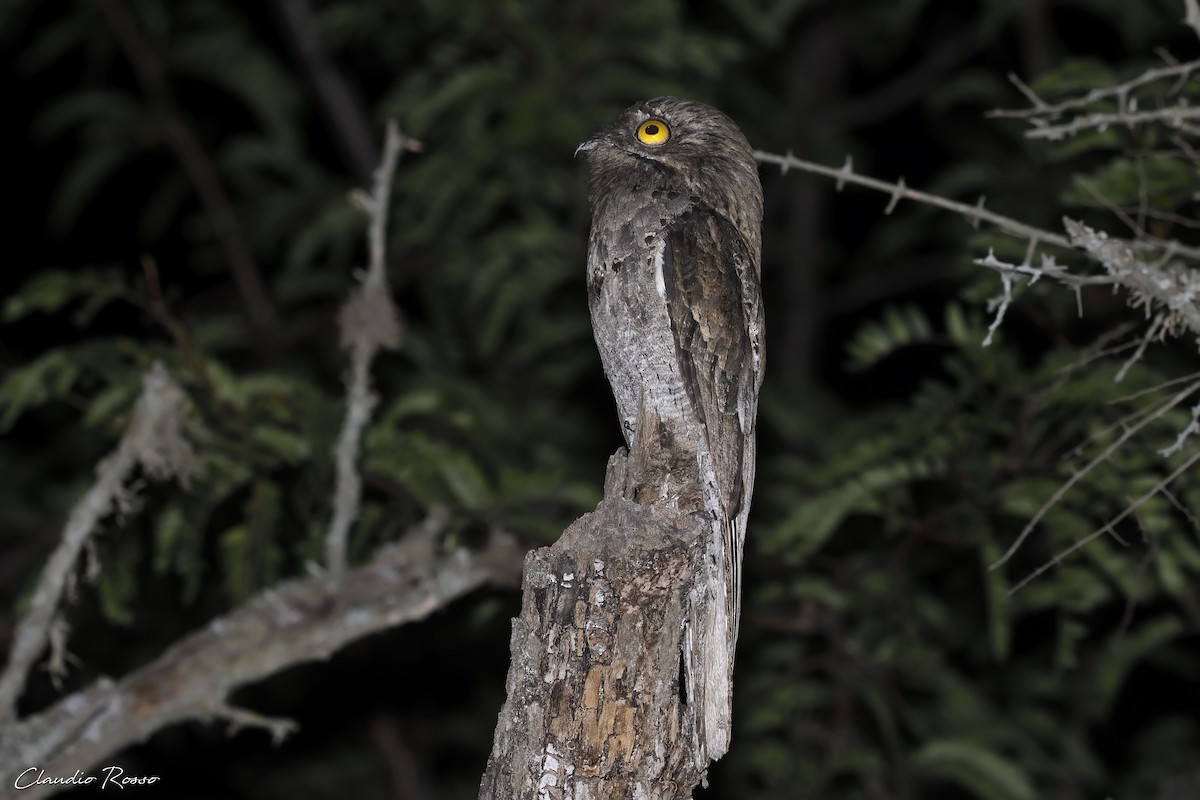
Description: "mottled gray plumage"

(577, 97), (764, 640)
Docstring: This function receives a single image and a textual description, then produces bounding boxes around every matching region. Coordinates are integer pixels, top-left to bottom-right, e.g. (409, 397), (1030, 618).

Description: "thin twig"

(98, 0), (280, 339)
(752, 149), (1073, 247)
(1105, 368), (1200, 406)
(0, 364), (193, 721)
(1077, 177), (1144, 239)
(1007, 447), (1200, 595)
(753, 152), (1200, 344)
(1064, 372), (1200, 462)
(1158, 399), (1200, 457)
(1114, 313), (1163, 383)
(326, 122), (414, 590)
(982, 272), (1014, 347)
(1024, 106), (1200, 141)
(141, 255), (218, 398)
(974, 249), (1114, 287)
(990, 380), (1200, 570)
(1046, 322), (1139, 381)
(207, 702), (299, 745)
(989, 61), (1200, 122)
(270, 0), (379, 184)
(1115, 526), (1157, 638)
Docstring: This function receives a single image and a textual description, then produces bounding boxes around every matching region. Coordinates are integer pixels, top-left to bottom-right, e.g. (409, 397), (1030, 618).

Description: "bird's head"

(576, 97), (762, 235)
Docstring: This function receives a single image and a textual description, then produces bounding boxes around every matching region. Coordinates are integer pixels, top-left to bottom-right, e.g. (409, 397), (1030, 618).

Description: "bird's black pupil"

(645, 124), (659, 136)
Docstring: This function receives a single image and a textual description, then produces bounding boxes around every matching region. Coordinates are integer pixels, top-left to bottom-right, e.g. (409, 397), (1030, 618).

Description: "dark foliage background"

(3, 0), (1200, 798)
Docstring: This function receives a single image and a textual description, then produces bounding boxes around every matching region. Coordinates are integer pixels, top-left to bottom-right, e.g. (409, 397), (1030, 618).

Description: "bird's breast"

(587, 209), (695, 442)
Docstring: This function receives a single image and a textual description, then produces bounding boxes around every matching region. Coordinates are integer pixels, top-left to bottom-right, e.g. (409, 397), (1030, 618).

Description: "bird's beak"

(575, 136), (601, 158)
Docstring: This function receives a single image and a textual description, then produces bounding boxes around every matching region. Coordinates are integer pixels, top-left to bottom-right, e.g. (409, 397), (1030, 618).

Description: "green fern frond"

(846, 304), (937, 371)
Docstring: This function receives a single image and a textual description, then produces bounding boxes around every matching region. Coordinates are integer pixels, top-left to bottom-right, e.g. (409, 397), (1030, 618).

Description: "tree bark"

(479, 452), (735, 800)
(0, 514), (522, 800)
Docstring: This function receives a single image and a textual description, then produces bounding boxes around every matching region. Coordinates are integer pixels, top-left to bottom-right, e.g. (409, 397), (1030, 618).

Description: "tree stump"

(480, 452), (736, 800)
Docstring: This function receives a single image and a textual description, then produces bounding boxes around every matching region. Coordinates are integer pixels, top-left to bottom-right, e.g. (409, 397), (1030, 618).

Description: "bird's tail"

(724, 514), (745, 645)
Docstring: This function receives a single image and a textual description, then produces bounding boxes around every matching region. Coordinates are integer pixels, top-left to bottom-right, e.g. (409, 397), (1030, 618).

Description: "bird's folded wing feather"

(659, 204), (764, 523)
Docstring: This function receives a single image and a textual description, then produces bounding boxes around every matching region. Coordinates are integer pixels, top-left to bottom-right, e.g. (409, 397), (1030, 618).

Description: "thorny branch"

(990, 63), (1200, 130)
(326, 122), (421, 590)
(1024, 106), (1200, 141)
(756, 37), (1200, 583)
(0, 364), (193, 723)
(754, 150), (1200, 344)
(752, 149), (1073, 248)
(988, 29), (1200, 140)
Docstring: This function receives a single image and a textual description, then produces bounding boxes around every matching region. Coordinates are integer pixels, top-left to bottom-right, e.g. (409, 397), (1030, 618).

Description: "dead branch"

(270, 0), (380, 184)
(0, 508), (523, 800)
(752, 150), (1072, 248)
(990, 61), (1200, 125)
(1007, 446), (1200, 595)
(0, 364), (193, 724)
(1064, 218), (1200, 336)
(755, 123), (1200, 582)
(1024, 106), (1200, 141)
(325, 121), (416, 590)
(990, 380), (1200, 570)
(754, 152), (1200, 343)
(98, 0), (281, 339)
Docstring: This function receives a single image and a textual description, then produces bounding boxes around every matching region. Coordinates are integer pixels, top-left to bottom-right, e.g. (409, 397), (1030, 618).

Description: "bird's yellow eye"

(636, 119), (670, 146)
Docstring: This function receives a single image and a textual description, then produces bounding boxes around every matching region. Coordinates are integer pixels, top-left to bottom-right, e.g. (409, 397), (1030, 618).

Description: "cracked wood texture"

(480, 453), (734, 800)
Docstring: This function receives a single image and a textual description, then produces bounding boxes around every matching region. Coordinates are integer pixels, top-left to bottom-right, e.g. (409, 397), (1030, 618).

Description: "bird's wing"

(660, 205), (763, 634)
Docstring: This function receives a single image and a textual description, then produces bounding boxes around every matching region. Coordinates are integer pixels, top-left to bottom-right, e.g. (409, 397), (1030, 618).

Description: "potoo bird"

(577, 97), (764, 640)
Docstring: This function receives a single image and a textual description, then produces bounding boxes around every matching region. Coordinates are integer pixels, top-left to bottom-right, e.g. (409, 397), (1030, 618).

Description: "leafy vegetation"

(2, 1), (1199, 798)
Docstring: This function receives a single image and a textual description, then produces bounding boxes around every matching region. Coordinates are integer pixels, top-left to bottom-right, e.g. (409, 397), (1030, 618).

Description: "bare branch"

(974, 249), (1115, 287)
(1077, 176), (1145, 239)
(0, 364), (193, 722)
(989, 380), (1200, 570)
(269, 0), (379, 184)
(754, 152), (1200, 345)
(207, 702), (298, 746)
(1114, 313), (1164, 383)
(988, 48), (1200, 141)
(326, 122), (415, 590)
(990, 61), (1200, 123)
(1008, 446), (1200, 596)
(1159, 400), (1200, 457)
(141, 256), (220, 399)
(1106, 368), (1200, 406)
(98, 0), (281, 339)
(1064, 218), (1200, 337)
(753, 149), (1073, 247)
(1025, 105), (1200, 141)
(0, 509), (523, 796)
(982, 271), (1014, 347)
(1068, 370), (1200, 460)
